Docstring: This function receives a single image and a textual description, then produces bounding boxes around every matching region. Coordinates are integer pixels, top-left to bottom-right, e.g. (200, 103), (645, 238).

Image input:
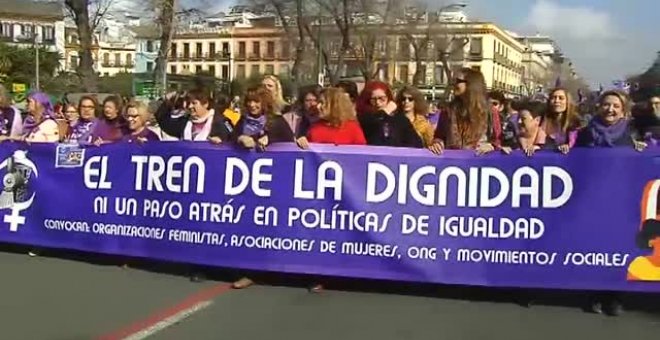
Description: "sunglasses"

(454, 78), (467, 84)
(401, 96), (414, 103)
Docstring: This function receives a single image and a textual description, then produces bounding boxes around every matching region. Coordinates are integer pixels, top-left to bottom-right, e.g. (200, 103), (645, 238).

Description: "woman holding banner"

(356, 81), (422, 148)
(90, 96), (129, 145)
(577, 90), (647, 151)
(0, 84), (23, 141)
(540, 88), (581, 154)
(233, 86), (294, 152)
(65, 96), (98, 145)
(20, 92), (59, 143)
(306, 87), (366, 146)
(283, 84), (322, 150)
(123, 102), (160, 143)
(396, 86), (434, 147)
(429, 68), (501, 155)
(155, 89), (233, 144)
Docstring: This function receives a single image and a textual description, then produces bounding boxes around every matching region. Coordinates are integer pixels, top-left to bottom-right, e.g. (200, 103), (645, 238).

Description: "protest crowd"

(1, 69), (659, 317)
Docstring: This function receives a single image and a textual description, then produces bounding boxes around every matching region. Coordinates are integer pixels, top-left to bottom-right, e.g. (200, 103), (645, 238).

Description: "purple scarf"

(69, 120), (94, 144)
(586, 117), (629, 147)
(242, 115), (267, 137)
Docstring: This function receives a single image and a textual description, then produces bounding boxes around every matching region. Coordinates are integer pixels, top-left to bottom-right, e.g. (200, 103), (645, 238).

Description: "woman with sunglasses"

(429, 68), (501, 155)
(355, 81), (422, 148)
(396, 86), (434, 147)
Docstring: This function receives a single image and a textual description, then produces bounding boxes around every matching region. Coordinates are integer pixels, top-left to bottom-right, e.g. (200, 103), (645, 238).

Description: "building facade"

(168, 26), (232, 80)
(0, 0), (66, 70)
(130, 26), (160, 74)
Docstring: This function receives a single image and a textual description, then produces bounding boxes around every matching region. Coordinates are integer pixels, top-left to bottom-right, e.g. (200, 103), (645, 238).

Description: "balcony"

(263, 53), (275, 61)
(180, 54), (191, 61)
(168, 53), (178, 61)
(101, 62), (134, 68)
(235, 53), (246, 61)
(248, 53), (260, 61)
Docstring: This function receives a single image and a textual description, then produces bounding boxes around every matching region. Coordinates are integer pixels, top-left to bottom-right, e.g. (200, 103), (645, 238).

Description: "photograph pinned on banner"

(55, 144), (86, 168)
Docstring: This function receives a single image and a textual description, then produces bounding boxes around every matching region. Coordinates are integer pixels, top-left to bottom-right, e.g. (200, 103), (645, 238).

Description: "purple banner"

(0, 142), (658, 292)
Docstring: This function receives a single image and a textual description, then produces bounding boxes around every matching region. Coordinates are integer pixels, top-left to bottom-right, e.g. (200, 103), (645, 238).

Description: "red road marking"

(97, 283), (233, 340)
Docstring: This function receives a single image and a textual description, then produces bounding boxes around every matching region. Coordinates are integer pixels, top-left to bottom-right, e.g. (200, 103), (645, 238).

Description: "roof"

(129, 26), (161, 39)
(0, 0), (64, 21)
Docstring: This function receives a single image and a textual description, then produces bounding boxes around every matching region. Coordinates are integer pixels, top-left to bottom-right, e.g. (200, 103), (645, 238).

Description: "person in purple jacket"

(90, 95), (129, 145)
(123, 101), (160, 143)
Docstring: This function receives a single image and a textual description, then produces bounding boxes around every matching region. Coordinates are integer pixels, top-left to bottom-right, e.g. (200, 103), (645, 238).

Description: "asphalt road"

(1, 245), (659, 340)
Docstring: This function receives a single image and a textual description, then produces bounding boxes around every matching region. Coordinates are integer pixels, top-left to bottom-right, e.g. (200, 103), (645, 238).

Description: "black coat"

(155, 101), (233, 141)
(231, 114), (294, 143)
(357, 110), (423, 148)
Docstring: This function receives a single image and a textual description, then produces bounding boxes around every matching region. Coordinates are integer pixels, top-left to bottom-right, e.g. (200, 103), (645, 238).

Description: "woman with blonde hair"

(0, 84), (23, 141)
(396, 86), (434, 147)
(577, 90), (646, 151)
(306, 87), (366, 145)
(123, 101), (160, 143)
(261, 74), (288, 114)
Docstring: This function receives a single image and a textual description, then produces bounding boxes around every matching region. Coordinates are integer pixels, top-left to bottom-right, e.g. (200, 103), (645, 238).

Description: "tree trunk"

(290, 0), (306, 87)
(66, 0), (98, 92)
(154, 0), (176, 92)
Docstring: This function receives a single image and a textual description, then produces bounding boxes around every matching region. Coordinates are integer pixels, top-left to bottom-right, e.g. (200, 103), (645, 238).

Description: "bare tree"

(250, 0), (310, 85)
(65, 0), (115, 92)
(152, 0), (177, 90)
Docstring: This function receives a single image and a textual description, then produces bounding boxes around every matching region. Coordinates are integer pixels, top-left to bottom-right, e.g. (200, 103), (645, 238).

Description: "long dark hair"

(451, 68), (489, 140)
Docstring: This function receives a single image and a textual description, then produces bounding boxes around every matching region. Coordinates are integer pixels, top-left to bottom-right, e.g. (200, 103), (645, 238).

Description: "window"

(238, 41), (246, 58)
(194, 65), (201, 74)
(208, 65), (216, 76)
(146, 62), (153, 72)
(398, 65), (409, 82)
(266, 41), (275, 57)
(281, 40), (290, 58)
(279, 64), (289, 77)
(471, 65), (481, 72)
(399, 38), (410, 59)
(69, 55), (78, 69)
(265, 64), (274, 75)
(237, 65), (246, 79)
(103, 53), (110, 65)
(470, 38), (482, 56)
(42, 26), (54, 42)
(209, 42), (216, 58)
(0, 22), (12, 37)
(170, 43), (177, 57)
(222, 42), (229, 56)
(114, 53), (121, 66)
(183, 43), (190, 58)
(196, 43), (202, 58)
(126, 54), (132, 67)
(146, 40), (154, 52)
(252, 41), (260, 57)
(250, 64), (259, 76)
(221, 65), (229, 79)
(170, 65), (177, 74)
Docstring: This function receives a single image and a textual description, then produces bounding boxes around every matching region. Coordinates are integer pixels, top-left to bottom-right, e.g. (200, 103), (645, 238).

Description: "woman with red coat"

(307, 87), (366, 145)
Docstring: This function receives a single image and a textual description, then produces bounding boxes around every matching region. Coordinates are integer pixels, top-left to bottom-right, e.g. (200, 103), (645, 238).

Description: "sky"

(119, 0), (659, 88)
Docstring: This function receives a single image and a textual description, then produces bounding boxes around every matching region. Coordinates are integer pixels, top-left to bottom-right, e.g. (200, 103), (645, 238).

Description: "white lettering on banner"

(287, 206), (391, 232)
(562, 252), (629, 267)
(168, 229), (225, 246)
(131, 155), (205, 194)
(365, 163), (573, 208)
(293, 159), (343, 200)
(439, 216), (544, 240)
(143, 199), (183, 219)
(456, 249), (558, 265)
(44, 219), (91, 233)
(406, 246), (437, 260)
(84, 156), (112, 189)
(229, 235), (315, 252)
(341, 242), (398, 258)
(188, 199), (245, 223)
(223, 157), (273, 197)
